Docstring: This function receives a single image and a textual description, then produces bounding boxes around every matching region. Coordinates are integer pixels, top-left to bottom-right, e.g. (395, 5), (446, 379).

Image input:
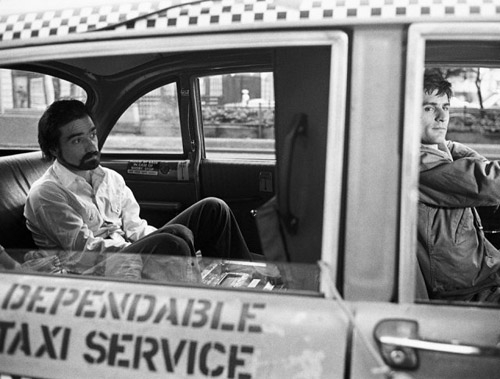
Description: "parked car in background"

(1, 0), (500, 378)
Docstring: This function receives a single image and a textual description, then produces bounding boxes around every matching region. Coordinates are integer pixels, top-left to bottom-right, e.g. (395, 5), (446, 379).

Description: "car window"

(0, 68), (86, 149)
(102, 82), (183, 154)
(199, 72), (275, 159)
(416, 66), (500, 304)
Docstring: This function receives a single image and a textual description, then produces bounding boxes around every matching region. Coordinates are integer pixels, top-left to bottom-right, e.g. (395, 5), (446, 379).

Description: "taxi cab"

(1, 0), (500, 378)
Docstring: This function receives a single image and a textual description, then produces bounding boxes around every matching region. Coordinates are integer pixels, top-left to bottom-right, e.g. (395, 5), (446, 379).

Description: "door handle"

(374, 319), (500, 370)
(277, 113), (308, 234)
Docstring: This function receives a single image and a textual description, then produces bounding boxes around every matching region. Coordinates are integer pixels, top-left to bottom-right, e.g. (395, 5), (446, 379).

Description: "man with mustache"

(24, 100), (252, 279)
(418, 70), (500, 302)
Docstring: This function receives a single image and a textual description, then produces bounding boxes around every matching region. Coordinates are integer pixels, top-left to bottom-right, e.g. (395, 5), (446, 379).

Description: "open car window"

(102, 82), (183, 155)
(0, 69), (86, 150)
(199, 72), (275, 160)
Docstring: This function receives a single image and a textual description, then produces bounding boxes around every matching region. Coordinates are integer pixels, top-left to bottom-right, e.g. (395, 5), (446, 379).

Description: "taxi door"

(0, 27), (353, 379)
(344, 22), (500, 378)
(0, 272), (351, 379)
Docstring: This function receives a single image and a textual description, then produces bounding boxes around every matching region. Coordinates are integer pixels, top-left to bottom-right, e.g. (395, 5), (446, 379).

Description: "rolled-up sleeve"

(120, 184), (157, 242)
(101, 170), (157, 242)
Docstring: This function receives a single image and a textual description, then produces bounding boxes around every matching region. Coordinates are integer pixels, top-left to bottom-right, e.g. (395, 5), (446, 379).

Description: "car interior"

(0, 45), (332, 294)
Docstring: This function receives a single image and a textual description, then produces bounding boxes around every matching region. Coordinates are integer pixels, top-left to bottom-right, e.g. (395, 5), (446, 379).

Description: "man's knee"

(145, 234), (192, 257)
(158, 224), (193, 240)
(198, 197), (230, 215)
(157, 224), (194, 254)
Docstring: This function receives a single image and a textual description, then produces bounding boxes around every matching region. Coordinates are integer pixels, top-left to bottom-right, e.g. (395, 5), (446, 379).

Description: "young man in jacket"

(24, 100), (252, 279)
(418, 70), (500, 302)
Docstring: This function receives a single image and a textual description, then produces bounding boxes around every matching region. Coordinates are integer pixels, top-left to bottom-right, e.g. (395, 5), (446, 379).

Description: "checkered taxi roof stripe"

(1, 0), (499, 42)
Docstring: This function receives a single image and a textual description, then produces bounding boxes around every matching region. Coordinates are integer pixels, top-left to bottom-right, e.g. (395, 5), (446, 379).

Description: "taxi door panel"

(0, 273), (350, 379)
(273, 46), (331, 263)
(198, 159), (275, 255)
(351, 302), (500, 378)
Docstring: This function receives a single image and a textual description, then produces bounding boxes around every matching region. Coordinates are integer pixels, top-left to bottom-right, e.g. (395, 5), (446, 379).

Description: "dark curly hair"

(424, 69), (452, 100)
(38, 99), (94, 161)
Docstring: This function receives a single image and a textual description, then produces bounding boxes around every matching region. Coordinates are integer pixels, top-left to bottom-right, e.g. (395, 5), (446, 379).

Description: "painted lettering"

(0, 321), (16, 352)
(0, 322), (70, 360)
(84, 331), (108, 364)
(229, 345), (254, 379)
(75, 289), (104, 318)
(34, 325), (70, 360)
(6, 284), (30, 310)
(1, 283), (19, 309)
(199, 342), (225, 376)
(1, 284), (265, 335)
(238, 303), (265, 333)
(26, 286), (55, 313)
(83, 331), (254, 378)
(50, 288), (80, 314)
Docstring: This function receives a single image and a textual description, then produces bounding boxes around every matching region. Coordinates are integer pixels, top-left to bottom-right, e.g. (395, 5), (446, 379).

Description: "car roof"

(1, 0), (499, 44)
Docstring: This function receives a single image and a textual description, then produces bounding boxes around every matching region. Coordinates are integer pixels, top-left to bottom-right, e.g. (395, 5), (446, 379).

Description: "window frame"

(0, 30), (348, 297)
(402, 22), (500, 303)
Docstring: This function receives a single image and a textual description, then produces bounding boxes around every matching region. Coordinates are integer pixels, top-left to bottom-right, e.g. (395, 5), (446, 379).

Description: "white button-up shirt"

(24, 160), (157, 255)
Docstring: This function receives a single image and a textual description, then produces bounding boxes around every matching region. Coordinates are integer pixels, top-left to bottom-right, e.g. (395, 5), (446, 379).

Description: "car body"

(1, 0), (500, 378)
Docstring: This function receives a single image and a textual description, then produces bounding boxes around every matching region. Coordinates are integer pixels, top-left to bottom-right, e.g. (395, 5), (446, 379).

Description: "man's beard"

(59, 151), (101, 171)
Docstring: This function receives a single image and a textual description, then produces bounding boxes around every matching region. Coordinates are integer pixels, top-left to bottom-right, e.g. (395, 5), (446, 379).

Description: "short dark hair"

(38, 99), (93, 161)
(423, 69), (452, 100)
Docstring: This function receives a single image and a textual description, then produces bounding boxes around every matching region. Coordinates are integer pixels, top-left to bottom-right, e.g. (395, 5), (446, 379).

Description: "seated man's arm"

(448, 141), (487, 160)
(0, 245), (21, 270)
(25, 181), (129, 253)
(104, 169), (156, 242)
(119, 186), (157, 242)
(420, 157), (500, 208)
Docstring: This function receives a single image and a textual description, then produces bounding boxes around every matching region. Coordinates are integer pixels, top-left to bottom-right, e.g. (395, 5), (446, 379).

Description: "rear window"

(102, 82), (183, 154)
(199, 72), (275, 159)
(0, 69), (87, 149)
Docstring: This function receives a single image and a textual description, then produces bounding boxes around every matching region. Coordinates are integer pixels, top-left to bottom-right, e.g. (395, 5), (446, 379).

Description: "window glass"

(0, 250), (321, 295)
(444, 67), (500, 157)
(418, 66), (500, 304)
(102, 82), (183, 154)
(0, 69), (86, 149)
(199, 72), (275, 159)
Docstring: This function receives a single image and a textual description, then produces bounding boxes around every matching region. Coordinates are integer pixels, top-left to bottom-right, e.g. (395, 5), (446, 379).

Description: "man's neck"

(79, 170), (93, 185)
(56, 159), (93, 184)
(69, 168), (93, 185)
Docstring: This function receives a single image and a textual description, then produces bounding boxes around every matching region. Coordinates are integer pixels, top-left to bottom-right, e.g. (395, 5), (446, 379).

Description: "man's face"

(421, 89), (450, 145)
(53, 116), (100, 171)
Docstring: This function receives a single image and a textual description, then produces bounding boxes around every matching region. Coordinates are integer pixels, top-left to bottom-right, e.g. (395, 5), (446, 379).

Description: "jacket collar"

(421, 141), (453, 161)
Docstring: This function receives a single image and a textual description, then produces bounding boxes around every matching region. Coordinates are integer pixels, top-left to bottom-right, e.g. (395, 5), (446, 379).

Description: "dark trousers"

(123, 197), (251, 261)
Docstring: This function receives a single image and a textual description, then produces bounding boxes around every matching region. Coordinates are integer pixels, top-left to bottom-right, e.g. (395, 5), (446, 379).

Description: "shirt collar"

(52, 159), (105, 189)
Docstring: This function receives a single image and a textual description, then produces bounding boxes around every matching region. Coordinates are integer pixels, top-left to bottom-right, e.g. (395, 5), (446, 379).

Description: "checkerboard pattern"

(1, 0), (499, 41)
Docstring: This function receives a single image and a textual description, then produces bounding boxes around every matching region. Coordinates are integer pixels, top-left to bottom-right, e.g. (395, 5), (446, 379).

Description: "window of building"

(102, 82), (183, 154)
(199, 72), (275, 159)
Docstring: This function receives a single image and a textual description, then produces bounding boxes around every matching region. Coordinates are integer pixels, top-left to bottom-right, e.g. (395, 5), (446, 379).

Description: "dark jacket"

(418, 141), (500, 300)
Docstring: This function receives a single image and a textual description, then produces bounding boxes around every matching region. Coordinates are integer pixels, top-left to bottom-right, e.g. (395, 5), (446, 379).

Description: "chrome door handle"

(374, 319), (500, 370)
